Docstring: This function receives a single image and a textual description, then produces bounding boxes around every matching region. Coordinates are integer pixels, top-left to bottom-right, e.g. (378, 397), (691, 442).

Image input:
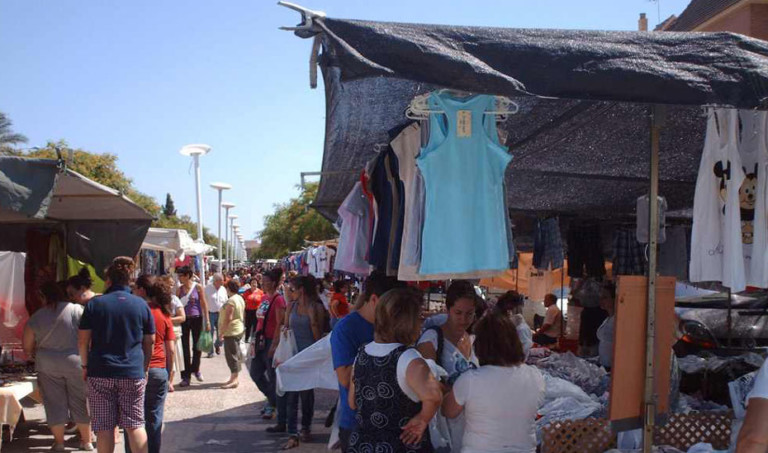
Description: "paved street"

(5, 353), (335, 452)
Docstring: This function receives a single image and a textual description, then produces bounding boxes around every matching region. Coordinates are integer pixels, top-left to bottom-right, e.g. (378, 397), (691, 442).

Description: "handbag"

(253, 294), (277, 351)
(272, 328), (298, 368)
(272, 301), (298, 367)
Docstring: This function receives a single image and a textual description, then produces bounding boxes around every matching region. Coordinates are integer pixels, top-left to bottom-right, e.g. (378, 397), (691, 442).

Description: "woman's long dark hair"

(148, 282), (173, 316)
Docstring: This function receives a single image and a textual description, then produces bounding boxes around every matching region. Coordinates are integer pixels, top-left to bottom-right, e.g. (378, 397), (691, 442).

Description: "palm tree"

(0, 112), (28, 151)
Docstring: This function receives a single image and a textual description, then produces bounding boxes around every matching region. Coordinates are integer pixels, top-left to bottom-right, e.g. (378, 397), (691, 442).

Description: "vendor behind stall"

(532, 294), (561, 346)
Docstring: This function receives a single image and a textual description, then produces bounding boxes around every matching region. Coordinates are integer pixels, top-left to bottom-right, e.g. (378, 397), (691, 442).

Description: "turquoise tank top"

(416, 92), (512, 274)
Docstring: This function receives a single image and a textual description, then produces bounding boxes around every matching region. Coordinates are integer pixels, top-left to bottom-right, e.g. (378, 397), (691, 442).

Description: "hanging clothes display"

(690, 109), (747, 291)
(417, 92), (512, 275)
(384, 145), (404, 276)
(612, 229), (646, 276)
(335, 182), (373, 275)
(567, 223), (606, 279)
(739, 110), (768, 288)
(533, 217), (564, 270)
(394, 123), (426, 281)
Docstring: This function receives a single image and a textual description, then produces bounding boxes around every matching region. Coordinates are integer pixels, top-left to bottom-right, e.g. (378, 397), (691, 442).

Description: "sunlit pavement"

(5, 352), (335, 452)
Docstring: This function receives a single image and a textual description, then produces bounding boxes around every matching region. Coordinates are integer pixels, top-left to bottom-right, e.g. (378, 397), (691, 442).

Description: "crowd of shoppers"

(21, 258), (624, 453)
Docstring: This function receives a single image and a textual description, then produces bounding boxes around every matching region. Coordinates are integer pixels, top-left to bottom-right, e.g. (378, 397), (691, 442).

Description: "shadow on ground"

(161, 389), (334, 453)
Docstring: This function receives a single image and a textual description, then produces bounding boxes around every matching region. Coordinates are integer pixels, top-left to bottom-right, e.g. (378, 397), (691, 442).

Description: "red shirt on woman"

(330, 292), (350, 319)
(244, 287), (264, 311)
(149, 306), (175, 369)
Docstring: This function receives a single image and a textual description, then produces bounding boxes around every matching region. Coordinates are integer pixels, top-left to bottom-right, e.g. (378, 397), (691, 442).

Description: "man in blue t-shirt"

(331, 272), (405, 452)
(78, 257), (155, 453)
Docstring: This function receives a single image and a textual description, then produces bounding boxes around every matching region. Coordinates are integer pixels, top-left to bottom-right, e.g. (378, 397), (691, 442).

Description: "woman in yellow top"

(219, 280), (245, 389)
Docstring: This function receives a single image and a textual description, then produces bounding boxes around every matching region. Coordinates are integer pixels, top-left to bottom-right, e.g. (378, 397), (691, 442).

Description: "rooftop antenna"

(648, 0), (661, 27)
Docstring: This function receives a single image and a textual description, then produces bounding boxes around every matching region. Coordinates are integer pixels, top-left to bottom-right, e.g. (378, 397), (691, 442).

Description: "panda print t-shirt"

(738, 110), (768, 288)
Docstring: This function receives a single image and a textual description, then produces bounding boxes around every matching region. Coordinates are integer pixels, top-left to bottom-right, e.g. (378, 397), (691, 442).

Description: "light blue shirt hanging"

(417, 92), (512, 275)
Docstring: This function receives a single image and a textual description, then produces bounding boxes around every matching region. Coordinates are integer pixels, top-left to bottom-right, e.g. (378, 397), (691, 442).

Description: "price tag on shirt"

(457, 110), (472, 138)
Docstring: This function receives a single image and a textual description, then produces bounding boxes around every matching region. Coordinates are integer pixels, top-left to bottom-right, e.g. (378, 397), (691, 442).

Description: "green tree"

(0, 111), (28, 152)
(163, 193), (177, 217)
(255, 182), (337, 259)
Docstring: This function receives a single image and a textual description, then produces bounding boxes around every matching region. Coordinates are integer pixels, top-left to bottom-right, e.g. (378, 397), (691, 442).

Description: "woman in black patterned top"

(348, 287), (442, 453)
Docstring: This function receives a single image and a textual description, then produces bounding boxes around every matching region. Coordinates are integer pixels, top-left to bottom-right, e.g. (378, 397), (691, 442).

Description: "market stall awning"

(290, 17), (768, 220)
(0, 157), (153, 273)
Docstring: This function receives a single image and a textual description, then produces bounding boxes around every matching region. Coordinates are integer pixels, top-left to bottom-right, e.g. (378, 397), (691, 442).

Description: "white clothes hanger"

(405, 89), (519, 121)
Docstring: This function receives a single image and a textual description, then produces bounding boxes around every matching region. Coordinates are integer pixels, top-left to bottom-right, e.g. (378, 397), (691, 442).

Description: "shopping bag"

(275, 334), (336, 396)
(272, 329), (298, 367)
(239, 340), (249, 363)
(196, 331), (213, 352)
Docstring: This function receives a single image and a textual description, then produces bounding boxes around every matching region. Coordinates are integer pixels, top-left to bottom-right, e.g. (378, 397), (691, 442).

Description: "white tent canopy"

(141, 227), (215, 256)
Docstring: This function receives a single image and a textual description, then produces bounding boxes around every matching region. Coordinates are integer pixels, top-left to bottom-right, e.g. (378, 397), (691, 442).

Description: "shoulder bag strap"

(428, 325), (444, 368)
(37, 303), (71, 351)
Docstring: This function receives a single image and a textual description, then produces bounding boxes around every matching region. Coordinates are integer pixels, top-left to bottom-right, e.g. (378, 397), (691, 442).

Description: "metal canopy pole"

(643, 105), (665, 453)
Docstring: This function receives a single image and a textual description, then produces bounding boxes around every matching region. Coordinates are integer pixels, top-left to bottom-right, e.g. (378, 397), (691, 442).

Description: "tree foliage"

(0, 111), (28, 152)
(255, 182), (337, 259)
(163, 193), (177, 217)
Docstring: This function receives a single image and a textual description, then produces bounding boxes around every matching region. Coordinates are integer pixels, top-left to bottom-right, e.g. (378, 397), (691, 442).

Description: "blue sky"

(0, 0), (692, 240)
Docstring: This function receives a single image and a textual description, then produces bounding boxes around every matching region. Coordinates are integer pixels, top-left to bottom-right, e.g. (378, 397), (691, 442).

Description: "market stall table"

(0, 376), (39, 448)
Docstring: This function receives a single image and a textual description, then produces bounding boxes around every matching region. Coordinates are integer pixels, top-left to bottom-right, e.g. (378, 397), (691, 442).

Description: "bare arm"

(267, 302), (286, 358)
(737, 398), (768, 453)
(142, 334), (155, 373)
(442, 390), (464, 419)
(165, 340), (175, 376)
(220, 304), (234, 340)
(22, 325), (35, 359)
(401, 358), (443, 446)
(198, 284), (210, 330)
(336, 365), (352, 390)
(171, 306), (186, 326)
(78, 330), (92, 380)
(309, 304), (323, 341)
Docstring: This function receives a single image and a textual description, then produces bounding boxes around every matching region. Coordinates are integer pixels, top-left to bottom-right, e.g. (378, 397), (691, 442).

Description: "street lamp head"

(210, 182), (232, 191)
(179, 144), (212, 156)
(221, 202), (236, 209)
(228, 214), (238, 220)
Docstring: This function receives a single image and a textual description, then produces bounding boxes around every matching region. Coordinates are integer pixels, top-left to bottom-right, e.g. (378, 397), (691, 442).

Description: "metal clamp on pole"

(277, 1), (325, 36)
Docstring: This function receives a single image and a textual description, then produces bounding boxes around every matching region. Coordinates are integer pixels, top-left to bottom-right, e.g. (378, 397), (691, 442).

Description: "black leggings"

(244, 309), (258, 342)
(181, 316), (203, 380)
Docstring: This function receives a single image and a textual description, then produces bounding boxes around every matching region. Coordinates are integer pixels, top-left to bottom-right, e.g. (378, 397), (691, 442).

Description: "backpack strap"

(428, 326), (444, 368)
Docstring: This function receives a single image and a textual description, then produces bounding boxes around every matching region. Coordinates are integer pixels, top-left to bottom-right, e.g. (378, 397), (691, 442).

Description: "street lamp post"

(238, 235), (244, 262)
(233, 224), (240, 268)
(180, 144), (211, 285)
(221, 203), (235, 272)
(228, 215), (238, 271)
(210, 183), (232, 274)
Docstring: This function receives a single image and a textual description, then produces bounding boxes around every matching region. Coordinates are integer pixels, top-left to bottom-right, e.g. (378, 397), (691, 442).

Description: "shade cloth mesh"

(295, 18), (768, 222)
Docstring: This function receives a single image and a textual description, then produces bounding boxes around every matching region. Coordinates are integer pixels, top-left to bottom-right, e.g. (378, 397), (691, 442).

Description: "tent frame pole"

(643, 105), (664, 453)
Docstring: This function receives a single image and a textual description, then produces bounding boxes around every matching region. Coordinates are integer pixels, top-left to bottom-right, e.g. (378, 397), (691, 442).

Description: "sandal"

(282, 436), (300, 450)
